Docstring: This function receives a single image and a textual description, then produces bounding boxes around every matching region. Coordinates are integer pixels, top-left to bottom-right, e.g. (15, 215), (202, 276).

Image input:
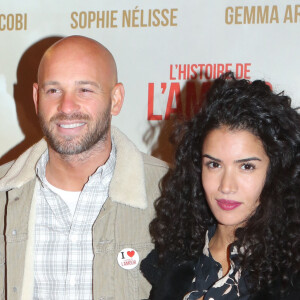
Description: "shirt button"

(14, 197), (20, 201)
(13, 287), (17, 292)
(69, 277), (76, 285)
(12, 230), (17, 236)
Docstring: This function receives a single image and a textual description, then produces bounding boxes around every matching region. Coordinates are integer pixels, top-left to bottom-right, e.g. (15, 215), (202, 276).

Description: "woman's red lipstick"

(216, 199), (242, 210)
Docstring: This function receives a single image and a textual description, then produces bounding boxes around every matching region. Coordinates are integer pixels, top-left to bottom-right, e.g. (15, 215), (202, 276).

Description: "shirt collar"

(203, 225), (240, 258)
(36, 139), (116, 189)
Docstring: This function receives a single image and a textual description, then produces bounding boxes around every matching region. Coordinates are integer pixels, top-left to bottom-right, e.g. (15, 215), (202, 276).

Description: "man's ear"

(111, 83), (125, 116)
(33, 83), (39, 114)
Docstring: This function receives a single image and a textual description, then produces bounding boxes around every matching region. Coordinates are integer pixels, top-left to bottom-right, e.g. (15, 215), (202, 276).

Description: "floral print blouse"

(184, 226), (249, 300)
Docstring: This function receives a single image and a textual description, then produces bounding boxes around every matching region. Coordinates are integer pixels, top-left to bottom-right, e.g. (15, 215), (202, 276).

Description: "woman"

(141, 73), (300, 299)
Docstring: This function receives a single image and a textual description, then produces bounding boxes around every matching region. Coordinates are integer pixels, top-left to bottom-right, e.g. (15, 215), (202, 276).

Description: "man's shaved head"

(38, 35), (118, 89)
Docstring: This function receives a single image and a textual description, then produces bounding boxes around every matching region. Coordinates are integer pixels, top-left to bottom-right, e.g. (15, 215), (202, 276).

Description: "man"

(0, 35), (167, 299)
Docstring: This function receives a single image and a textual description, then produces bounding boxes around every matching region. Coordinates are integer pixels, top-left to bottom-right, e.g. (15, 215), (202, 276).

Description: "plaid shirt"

(34, 143), (116, 300)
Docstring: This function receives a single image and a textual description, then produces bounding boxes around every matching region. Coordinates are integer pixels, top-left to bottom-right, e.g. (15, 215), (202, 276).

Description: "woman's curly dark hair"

(150, 72), (300, 294)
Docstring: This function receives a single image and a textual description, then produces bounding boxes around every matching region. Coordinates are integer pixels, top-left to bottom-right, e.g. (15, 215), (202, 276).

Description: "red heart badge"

(127, 250), (135, 257)
(118, 248), (139, 270)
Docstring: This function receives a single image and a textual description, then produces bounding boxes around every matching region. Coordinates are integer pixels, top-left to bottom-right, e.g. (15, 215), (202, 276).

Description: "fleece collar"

(0, 127), (147, 209)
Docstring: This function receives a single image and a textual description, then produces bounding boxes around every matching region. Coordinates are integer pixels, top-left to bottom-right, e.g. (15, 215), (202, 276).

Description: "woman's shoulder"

(140, 249), (196, 300)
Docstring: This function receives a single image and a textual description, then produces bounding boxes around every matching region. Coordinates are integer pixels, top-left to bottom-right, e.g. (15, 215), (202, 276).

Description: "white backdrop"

(1, 0), (300, 164)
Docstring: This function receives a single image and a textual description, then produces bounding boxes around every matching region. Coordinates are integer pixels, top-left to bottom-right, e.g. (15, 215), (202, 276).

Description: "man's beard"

(39, 107), (111, 155)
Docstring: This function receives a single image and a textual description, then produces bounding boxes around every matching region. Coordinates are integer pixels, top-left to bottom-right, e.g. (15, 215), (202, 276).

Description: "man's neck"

(45, 136), (112, 191)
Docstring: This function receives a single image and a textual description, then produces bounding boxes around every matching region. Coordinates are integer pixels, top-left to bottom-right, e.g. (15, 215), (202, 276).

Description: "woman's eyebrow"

(203, 155), (262, 163)
(202, 154), (221, 162)
(234, 157), (262, 163)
